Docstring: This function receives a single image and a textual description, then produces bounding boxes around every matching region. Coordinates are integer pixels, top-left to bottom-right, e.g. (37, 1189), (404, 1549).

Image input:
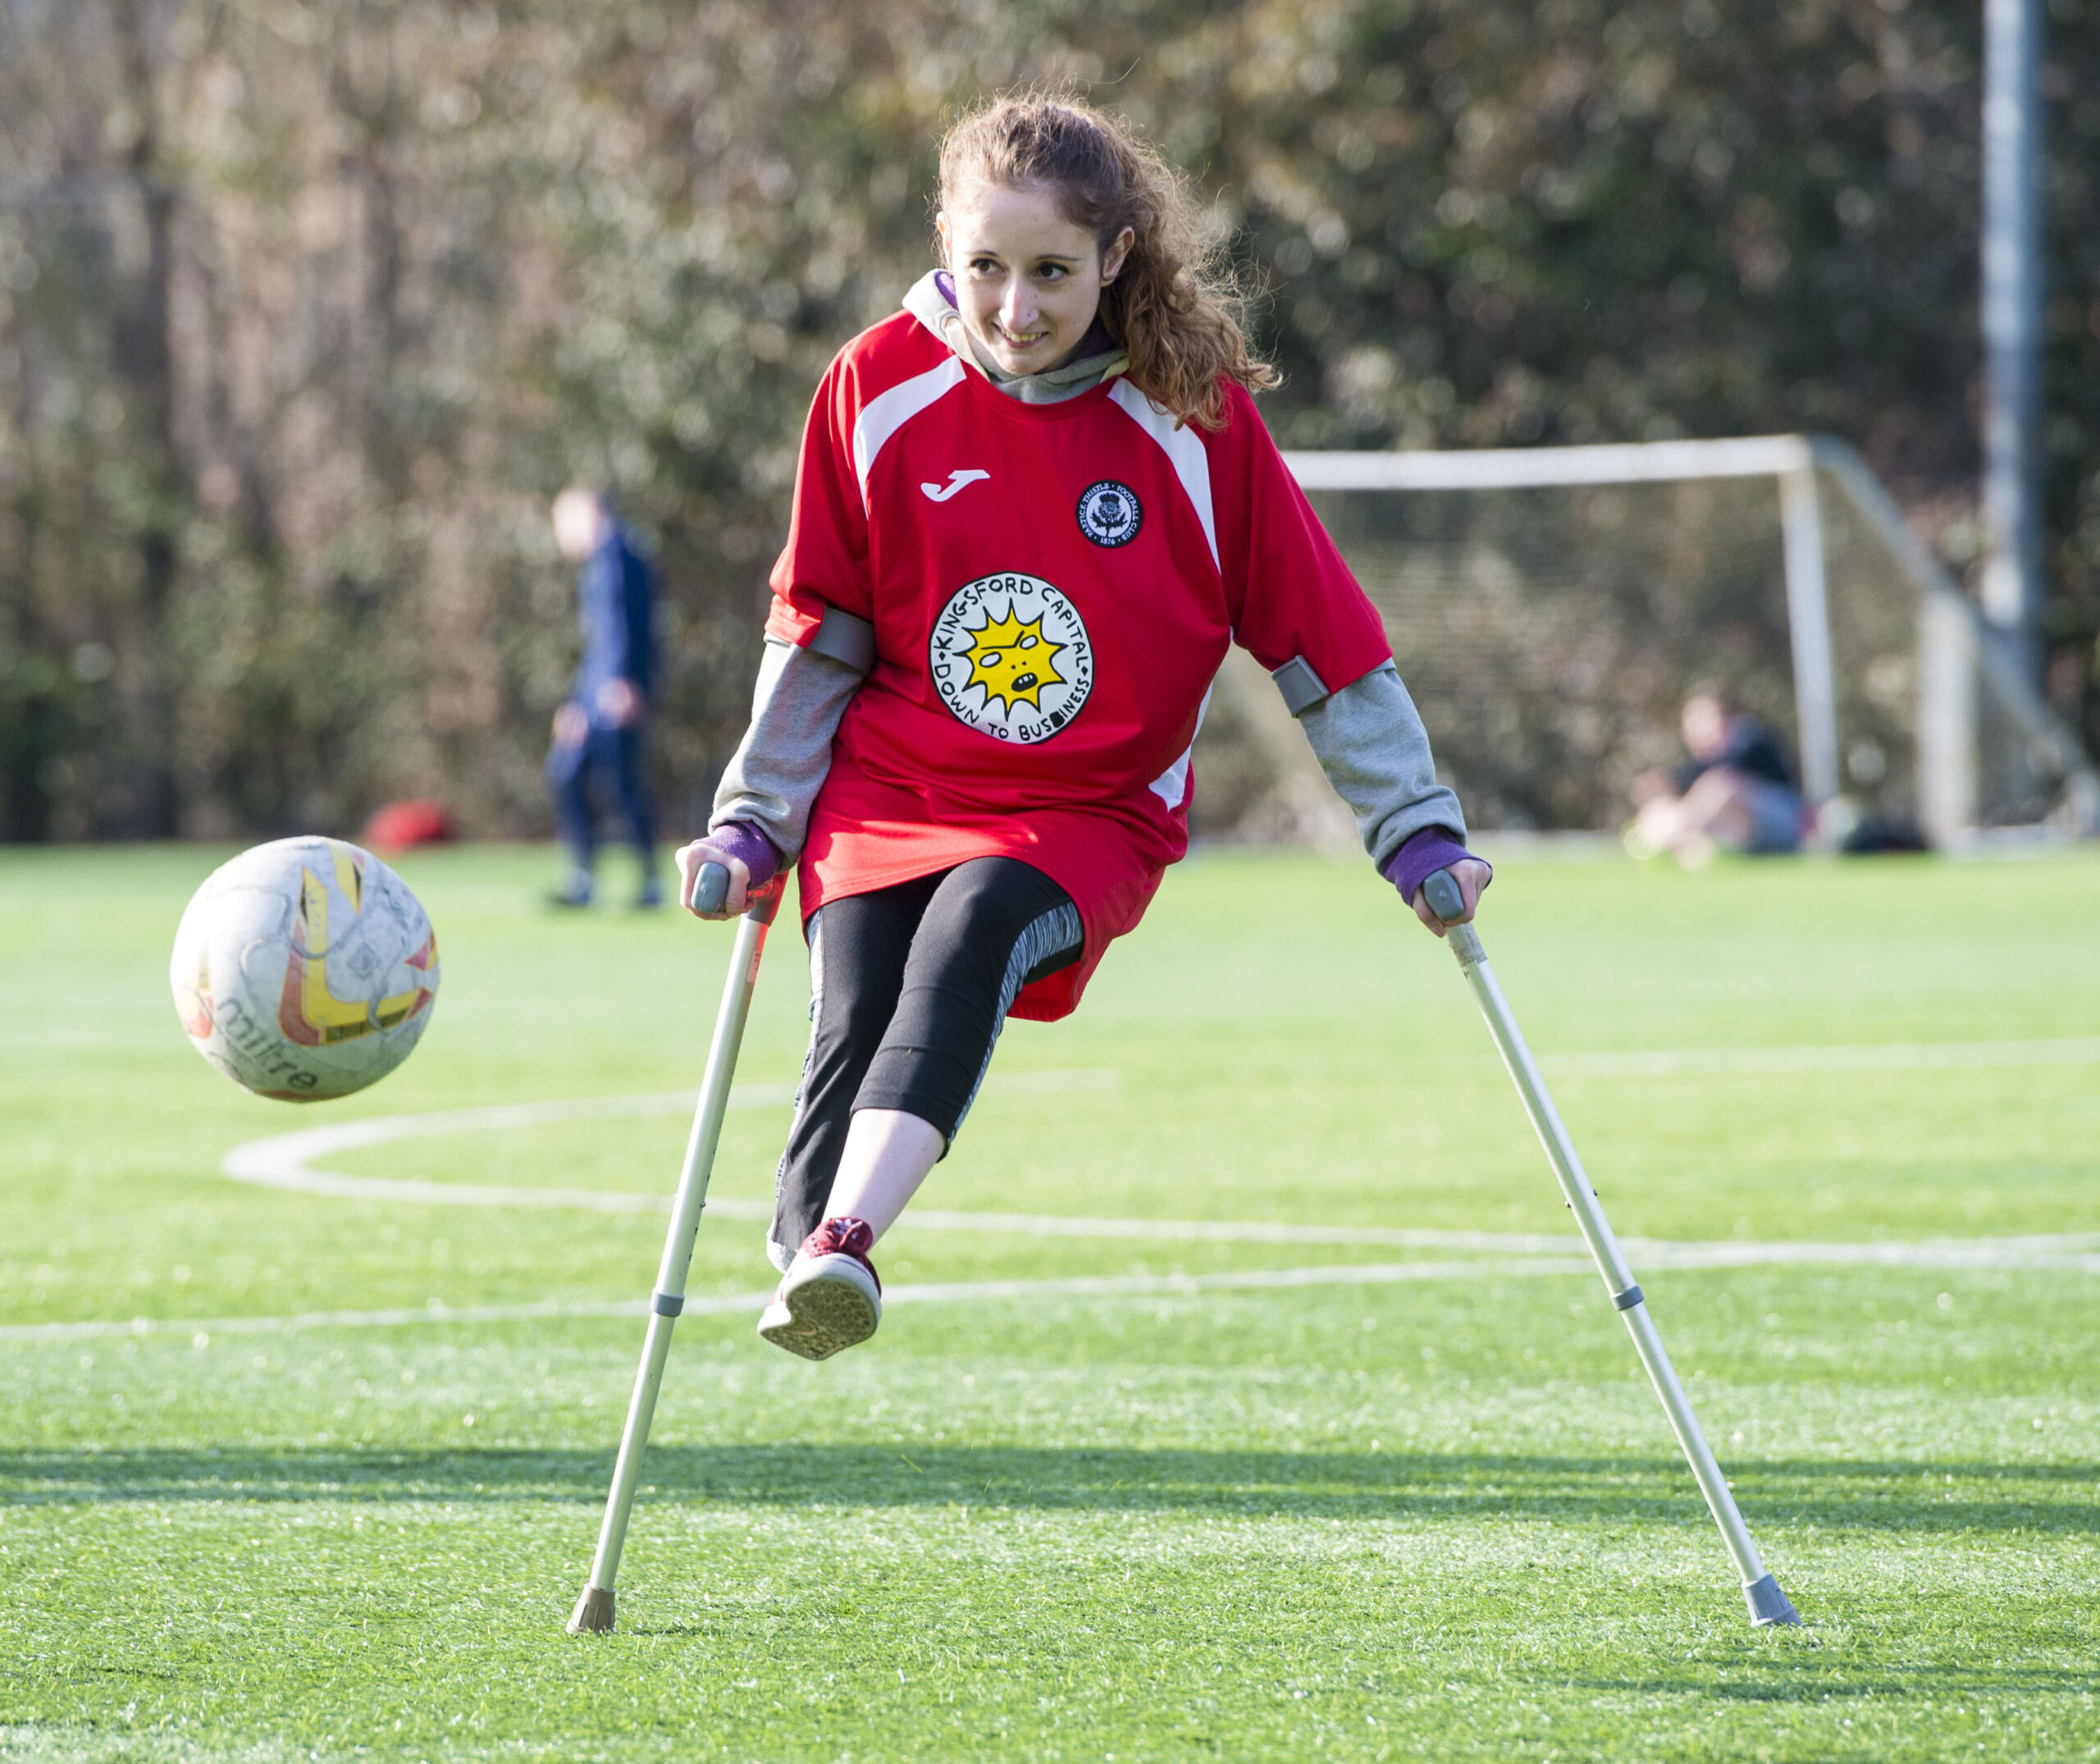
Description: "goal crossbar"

(1282, 435), (2099, 843)
(1287, 436), (1815, 492)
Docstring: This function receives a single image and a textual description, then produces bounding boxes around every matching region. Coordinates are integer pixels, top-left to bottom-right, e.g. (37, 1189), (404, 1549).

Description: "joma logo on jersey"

(928, 573), (1094, 746)
(922, 468), (990, 502)
(1076, 480), (1142, 546)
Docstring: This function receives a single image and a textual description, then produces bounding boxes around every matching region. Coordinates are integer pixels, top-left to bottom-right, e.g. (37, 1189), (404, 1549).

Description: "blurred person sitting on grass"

(546, 486), (661, 908)
(1628, 684), (1806, 867)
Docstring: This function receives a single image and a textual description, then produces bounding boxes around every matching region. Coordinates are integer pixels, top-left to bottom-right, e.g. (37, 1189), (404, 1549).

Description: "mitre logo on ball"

(170, 836), (441, 1101)
(928, 572), (1094, 746)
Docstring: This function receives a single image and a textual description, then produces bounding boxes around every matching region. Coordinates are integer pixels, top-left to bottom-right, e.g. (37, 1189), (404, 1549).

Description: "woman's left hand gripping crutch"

(567, 861), (784, 1635)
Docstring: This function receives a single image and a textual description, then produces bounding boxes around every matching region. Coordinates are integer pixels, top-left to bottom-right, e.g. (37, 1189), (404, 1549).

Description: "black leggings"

(769, 857), (1082, 1269)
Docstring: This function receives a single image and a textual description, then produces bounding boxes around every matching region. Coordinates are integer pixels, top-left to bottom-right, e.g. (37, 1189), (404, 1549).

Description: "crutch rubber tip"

(1742, 1573), (1801, 1626)
(567, 1585), (616, 1634)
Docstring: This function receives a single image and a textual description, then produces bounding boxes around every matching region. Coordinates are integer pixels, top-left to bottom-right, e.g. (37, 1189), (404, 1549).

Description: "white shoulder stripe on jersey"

(1148, 681), (1216, 809)
(851, 357), (968, 509)
(1107, 379), (1218, 570)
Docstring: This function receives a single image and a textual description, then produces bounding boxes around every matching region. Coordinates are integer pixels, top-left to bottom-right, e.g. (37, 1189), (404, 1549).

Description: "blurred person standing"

(546, 487), (661, 907)
(1628, 684), (1806, 866)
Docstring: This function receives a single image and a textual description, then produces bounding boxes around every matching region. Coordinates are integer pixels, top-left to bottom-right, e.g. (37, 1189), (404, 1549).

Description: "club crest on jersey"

(929, 573), (1094, 746)
(1076, 480), (1142, 547)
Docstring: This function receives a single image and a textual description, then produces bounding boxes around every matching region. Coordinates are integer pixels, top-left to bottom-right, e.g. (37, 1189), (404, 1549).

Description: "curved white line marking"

(212, 1079), (2100, 1263)
(215, 1089), (1636, 1250)
(219, 1075), (1126, 1220)
(220, 1054), (2100, 1267)
(168, 1067), (2100, 1352)
(221, 1087), (792, 1218)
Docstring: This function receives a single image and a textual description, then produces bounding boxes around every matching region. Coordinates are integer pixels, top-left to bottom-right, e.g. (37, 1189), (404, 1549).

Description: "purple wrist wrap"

(1381, 826), (1486, 907)
(705, 820), (781, 892)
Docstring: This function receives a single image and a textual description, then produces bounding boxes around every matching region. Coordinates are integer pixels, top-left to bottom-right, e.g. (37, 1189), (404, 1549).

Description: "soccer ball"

(171, 836), (441, 1102)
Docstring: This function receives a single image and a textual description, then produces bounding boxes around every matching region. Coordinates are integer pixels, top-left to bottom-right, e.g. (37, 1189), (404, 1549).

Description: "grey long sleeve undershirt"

(1296, 660), (1467, 862)
(709, 638), (865, 859)
(711, 638), (1462, 870)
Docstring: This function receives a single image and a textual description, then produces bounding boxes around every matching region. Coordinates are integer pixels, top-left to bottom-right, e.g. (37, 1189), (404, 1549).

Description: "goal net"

(1277, 437), (2098, 847)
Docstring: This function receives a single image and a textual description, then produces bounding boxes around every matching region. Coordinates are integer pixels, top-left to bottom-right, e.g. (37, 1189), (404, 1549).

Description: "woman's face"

(938, 181), (1133, 377)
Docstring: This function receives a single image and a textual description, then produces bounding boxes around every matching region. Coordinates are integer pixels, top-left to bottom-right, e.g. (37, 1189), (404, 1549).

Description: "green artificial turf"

(2, 842), (2097, 1762)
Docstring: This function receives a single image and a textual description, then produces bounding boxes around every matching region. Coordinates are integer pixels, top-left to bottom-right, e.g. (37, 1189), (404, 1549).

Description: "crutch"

(568, 861), (783, 1635)
(1420, 868), (1801, 1627)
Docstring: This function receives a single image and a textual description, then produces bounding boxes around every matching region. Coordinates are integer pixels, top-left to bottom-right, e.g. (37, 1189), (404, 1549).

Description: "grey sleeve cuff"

(709, 631), (866, 861)
(806, 605), (875, 674)
(1294, 660), (1468, 864)
(1270, 655), (1331, 716)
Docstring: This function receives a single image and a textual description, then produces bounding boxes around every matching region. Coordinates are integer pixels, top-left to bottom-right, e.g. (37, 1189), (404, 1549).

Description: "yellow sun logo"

(963, 607), (1068, 715)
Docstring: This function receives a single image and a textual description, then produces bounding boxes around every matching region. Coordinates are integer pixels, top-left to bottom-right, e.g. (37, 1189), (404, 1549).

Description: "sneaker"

(757, 1217), (882, 1361)
(546, 872), (595, 909)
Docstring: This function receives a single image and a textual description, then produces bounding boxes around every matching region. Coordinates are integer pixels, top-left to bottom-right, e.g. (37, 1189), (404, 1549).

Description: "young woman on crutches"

(579, 93), (1796, 1639)
(677, 94), (1489, 1362)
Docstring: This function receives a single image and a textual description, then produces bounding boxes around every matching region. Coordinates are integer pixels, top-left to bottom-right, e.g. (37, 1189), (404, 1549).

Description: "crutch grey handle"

(1422, 867), (1468, 924)
(688, 861), (729, 916)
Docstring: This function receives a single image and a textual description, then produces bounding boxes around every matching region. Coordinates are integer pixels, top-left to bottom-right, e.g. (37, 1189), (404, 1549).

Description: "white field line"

(8, 1259), (1596, 1344)
(9, 1264), (1579, 1345)
(219, 1082), (1571, 1243)
(1554, 1037), (2100, 1078)
(2, 1297), (685, 1342)
(14, 1236), (2100, 1346)
(208, 1078), (2100, 1264)
(9, 1264), (1599, 1345)
(217, 1073), (1121, 1218)
(1618, 1237), (2100, 1271)
(218, 1040), (2100, 1223)
(15, 1041), (2089, 1349)
(218, 1085), (788, 1218)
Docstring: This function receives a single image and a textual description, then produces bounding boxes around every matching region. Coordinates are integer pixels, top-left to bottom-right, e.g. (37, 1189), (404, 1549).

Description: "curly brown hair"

(938, 94), (1275, 430)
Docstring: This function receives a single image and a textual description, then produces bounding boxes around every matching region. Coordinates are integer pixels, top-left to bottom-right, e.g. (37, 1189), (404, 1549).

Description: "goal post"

(1281, 436), (2099, 848)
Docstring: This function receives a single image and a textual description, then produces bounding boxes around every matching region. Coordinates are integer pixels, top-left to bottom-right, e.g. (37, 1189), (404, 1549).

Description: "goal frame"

(1283, 436), (2099, 845)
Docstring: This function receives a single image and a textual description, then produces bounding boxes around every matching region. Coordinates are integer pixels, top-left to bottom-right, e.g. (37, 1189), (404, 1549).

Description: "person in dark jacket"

(1628, 685), (1806, 866)
(546, 487), (660, 907)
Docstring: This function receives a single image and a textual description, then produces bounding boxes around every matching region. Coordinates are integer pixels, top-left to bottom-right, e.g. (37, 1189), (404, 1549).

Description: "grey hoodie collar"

(901, 269), (1129, 404)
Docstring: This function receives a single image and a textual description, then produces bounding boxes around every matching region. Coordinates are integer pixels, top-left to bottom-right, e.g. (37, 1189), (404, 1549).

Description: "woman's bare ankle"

(820, 1108), (946, 1241)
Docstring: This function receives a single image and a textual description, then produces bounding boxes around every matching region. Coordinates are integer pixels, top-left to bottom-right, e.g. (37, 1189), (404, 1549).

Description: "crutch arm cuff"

(1381, 826), (1488, 907)
(701, 820), (781, 893)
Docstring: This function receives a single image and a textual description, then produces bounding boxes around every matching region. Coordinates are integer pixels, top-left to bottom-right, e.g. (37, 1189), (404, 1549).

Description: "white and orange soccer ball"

(171, 836), (441, 1101)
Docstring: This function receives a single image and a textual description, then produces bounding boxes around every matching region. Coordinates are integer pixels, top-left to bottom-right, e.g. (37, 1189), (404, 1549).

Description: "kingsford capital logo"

(928, 573), (1094, 745)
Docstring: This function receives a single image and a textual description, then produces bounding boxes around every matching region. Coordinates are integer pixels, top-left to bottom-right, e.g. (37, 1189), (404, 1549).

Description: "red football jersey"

(766, 283), (1393, 1018)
